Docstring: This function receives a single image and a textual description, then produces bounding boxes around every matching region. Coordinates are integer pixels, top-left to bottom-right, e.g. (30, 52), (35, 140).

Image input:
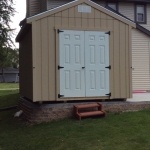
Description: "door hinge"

(58, 65), (64, 70)
(105, 65), (111, 70)
(105, 31), (110, 35)
(58, 94), (64, 98)
(57, 29), (64, 34)
(106, 93), (111, 97)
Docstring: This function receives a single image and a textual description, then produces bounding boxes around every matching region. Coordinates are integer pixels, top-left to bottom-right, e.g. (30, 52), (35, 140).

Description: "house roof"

(0, 68), (19, 74)
(16, 22), (31, 42)
(105, 6), (150, 36)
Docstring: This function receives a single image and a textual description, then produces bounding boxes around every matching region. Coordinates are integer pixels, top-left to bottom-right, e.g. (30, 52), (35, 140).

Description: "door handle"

(82, 67), (85, 69)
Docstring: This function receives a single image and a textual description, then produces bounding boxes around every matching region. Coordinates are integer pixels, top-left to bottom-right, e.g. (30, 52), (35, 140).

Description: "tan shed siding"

(141, 4), (150, 31)
(55, 4), (130, 99)
(132, 29), (150, 90)
(19, 28), (33, 100)
(119, 3), (134, 21)
(32, 2), (132, 101)
(47, 0), (73, 10)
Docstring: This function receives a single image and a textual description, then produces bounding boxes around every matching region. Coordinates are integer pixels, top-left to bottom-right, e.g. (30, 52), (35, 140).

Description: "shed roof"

(27, 0), (136, 28)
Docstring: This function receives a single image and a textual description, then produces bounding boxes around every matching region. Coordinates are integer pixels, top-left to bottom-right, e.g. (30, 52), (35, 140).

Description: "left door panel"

(59, 30), (85, 97)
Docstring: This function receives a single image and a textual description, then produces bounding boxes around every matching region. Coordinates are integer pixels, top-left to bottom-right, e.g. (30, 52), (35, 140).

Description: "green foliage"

(0, 47), (19, 68)
(0, 0), (15, 48)
(0, 47), (19, 82)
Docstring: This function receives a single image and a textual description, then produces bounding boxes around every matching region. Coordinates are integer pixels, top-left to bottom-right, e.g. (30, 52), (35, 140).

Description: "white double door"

(59, 30), (109, 97)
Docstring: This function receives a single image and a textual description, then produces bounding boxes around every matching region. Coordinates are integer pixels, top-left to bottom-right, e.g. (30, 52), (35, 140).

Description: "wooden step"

(79, 111), (105, 117)
(74, 103), (101, 109)
(74, 103), (106, 120)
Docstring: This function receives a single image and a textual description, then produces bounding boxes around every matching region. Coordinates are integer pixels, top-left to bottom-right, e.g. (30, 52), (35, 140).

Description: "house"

(0, 67), (19, 83)
(16, 0), (136, 102)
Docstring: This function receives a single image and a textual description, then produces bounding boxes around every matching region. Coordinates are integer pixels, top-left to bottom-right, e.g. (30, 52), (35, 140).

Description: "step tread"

(74, 103), (101, 109)
(79, 111), (105, 117)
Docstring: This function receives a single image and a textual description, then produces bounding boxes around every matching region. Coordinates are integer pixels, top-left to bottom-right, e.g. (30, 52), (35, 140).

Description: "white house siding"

(29, 0), (40, 17)
(40, 0), (47, 12)
(132, 29), (150, 91)
(119, 3), (134, 21)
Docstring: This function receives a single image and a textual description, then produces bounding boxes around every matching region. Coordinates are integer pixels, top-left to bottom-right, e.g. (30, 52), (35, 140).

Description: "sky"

(11, 0), (26, 48)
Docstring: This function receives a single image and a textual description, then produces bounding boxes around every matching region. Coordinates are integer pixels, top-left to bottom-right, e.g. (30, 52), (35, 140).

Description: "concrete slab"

(127, 93), (150, 102)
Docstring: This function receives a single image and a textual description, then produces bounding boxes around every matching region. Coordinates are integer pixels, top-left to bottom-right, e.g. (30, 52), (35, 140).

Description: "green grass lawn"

(1, 91), (150, 150)
(0, 83), (19, 89)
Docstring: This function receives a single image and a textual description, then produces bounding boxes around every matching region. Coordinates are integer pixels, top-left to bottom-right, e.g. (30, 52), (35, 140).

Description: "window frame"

(135, 4), (147, 24)
(106, 2), (118, 11)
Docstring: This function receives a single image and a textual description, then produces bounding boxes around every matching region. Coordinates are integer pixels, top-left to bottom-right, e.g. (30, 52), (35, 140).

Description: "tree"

(0, 0), (16, 82)
(0, 0), (15, 48)
(0, 48), (19, 82)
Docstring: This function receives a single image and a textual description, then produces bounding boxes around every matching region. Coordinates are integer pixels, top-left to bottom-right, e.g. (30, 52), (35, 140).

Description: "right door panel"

(85, 31), (109, 96)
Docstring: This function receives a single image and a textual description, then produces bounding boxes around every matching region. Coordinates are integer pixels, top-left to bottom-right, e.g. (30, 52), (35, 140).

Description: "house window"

(135, 5), (146, 24)
(107, 3), (118, 11)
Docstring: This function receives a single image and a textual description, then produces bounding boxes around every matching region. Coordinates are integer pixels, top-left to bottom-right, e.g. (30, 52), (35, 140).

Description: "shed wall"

(20, 28), (33, 100)
(32, 3), (132, 101)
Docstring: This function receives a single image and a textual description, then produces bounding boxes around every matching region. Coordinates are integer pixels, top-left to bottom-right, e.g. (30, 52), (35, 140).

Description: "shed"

(16, 0), (136, 102)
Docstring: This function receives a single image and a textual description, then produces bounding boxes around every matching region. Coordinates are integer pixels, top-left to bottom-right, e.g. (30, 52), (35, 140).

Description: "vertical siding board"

(109, 20), (114, 98)
(82, 18), (88, 27)
(107, 16), (113, 29)
(128, 26), (132, 97)
(125, 25), (130, 97)
(81, 3), (88, 18)
(81, 4), (88, 27)
(75, 5), (82, 17)
(48, 16), (56, 100)
(113, 20), (120, 98)
(75, 6), (82, 27)
(62, 9), (69, 27)
(34, 20), (42, 101)
(94, 9), (101, 28)
(119, 22), (126, 98)
(41, 18), (49, 100)
(101, 12), (107, 28)
(69, 7), (75, 27)
(55, 12), (62, 26)
(88, 7), (95, 27)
